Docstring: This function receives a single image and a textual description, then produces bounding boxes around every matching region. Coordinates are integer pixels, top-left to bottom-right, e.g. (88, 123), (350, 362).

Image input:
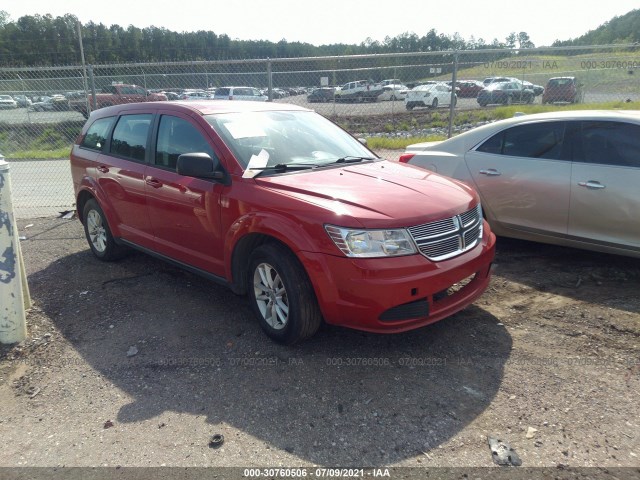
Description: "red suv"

(542, 77), (584, 104)
(70, 101), (495, 344)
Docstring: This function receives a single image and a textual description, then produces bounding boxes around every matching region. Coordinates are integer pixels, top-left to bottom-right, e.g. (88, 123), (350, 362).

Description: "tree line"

(552, 8), (639, 46)
(0, 11), (537, 66)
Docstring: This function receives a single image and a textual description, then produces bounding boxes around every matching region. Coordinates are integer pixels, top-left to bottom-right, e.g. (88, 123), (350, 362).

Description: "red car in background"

(450, 80), (485, 98)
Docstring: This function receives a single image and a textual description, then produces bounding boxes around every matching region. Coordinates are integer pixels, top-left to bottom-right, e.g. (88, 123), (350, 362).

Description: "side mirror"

(177, 152), (228, 184)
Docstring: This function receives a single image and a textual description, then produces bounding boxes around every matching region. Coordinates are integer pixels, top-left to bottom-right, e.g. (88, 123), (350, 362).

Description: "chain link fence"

(1, 44), (638, 217)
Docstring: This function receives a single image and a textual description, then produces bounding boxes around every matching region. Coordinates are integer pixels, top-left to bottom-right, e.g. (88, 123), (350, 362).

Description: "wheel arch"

(226, 214), (321, 295)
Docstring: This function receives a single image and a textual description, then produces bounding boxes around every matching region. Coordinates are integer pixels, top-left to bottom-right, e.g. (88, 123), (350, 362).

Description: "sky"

(3, 1), (638, 48)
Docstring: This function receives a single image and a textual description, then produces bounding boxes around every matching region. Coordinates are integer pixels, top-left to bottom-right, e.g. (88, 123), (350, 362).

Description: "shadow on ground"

(31, 247), (511, 466)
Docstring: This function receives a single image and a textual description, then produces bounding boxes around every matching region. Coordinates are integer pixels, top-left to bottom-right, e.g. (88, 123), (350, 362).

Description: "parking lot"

(0, 215), (638, 468)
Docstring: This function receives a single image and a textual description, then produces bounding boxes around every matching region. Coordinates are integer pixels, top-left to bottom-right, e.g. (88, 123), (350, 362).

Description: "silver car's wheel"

(253, 262), (289, 330)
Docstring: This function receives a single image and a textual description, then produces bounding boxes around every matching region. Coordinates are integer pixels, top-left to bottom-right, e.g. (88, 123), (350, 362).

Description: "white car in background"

(212, 87), (267, 101)
(377, 84), (409, 101)
(0, 95), (17, 109)
(405, 83), (456, 110)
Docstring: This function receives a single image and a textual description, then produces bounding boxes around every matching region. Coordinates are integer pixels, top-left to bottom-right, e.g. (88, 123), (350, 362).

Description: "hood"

(255, 160), (478, 228)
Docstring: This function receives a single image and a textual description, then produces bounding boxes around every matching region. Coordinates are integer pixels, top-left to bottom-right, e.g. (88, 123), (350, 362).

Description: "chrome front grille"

(408, 205), (483, 261)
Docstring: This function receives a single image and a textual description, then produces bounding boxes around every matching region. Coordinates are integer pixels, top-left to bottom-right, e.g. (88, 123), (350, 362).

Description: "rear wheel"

(82, 199), (128, 261)
(248, 243), (322, 345)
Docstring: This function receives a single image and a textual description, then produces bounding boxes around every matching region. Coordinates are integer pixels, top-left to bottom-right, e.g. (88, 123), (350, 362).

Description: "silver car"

(400, 110), (640, 258)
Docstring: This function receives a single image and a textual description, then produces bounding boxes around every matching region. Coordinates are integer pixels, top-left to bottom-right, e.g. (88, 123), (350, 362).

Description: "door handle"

(97, 165), (109, 173)
(479, 169), (501, 176)
(145, 178), (162, 188)
(578, 181), (605, 190)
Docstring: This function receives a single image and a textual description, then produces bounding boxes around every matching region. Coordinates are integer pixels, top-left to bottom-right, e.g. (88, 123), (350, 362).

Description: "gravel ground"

(0, 215), (639, 472)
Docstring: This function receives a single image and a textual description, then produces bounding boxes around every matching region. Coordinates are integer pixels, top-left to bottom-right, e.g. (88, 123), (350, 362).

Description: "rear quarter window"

(80, 117), (115, 151)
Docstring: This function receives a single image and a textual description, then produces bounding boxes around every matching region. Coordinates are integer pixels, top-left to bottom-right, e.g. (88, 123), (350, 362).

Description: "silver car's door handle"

(479, 169), (501, 176)
(578, 181), (606, 189)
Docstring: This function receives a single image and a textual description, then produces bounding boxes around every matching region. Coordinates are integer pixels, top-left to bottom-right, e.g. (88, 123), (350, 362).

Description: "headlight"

(325, 225), (417, 258)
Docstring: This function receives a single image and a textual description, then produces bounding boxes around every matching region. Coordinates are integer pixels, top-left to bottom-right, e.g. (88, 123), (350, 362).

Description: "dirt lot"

(0, 215), (639, 471)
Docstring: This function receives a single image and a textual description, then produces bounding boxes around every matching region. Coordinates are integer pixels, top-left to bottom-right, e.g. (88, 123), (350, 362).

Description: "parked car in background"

(307, 87), (335, 103)
(213, 87), (267, 101)
(405, 83), (456, 110)
(70, 100), (495, 344)
(69, 84), (167, 117)
(13, 95), (32, 108)
(542, 77), (584, 104)
(162, 91), (181, 101)
(0, 95), (17, 109)
(399, 110), (640, 258)
(29, 94), (69, 111)
(449, 80), (484, 98)
(522, 80), (544, 96)
(482, 77), (514, 87)
(334, 80), (383, 103)
(180, 90), (212, 100)
(377, 84), (408, 101)
(477, 81), (535, 106)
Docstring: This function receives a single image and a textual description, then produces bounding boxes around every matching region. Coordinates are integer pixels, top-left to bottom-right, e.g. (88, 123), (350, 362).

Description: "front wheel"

(431, 98), (439, 109)
(248, 243), (322, 345)
(82, 199), (128, 261)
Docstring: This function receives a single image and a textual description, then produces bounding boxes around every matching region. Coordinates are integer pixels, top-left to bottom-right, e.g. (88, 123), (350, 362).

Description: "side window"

(155, 115), (215, 170)
(575, 121), (640, 167)
(110, 114), (153, 162)
(476, 122), (567, 160)
(80, 116), (115, 151)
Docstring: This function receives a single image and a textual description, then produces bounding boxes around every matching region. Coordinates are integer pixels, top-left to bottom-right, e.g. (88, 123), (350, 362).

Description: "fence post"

(447, 51), (459, 139)
(88, 65), (97, 111)
(0, 156), (29, 345)
(267, 58), (273, 102)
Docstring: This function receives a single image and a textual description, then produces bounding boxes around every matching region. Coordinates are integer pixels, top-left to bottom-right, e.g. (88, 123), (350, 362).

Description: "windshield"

(206, 110), (376, 171)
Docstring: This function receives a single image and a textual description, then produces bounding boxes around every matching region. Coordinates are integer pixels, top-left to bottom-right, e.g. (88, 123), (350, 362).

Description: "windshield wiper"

(249, 163), (321, 177)
(333, 156), (377, 164)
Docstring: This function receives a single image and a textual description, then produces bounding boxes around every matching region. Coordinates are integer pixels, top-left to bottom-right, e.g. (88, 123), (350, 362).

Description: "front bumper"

(298, 222), (496, 333)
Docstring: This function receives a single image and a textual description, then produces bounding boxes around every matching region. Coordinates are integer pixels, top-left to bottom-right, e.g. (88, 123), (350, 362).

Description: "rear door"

(568, 120), (640, 251)
(465, 121), (571, 236)
(144, 112), (227, 275)
(98, 112), (155, 247)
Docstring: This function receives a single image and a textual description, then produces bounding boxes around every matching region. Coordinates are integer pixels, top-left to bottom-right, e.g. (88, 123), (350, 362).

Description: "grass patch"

(367, 135), (446, 150)
(9, 147), (72, 159)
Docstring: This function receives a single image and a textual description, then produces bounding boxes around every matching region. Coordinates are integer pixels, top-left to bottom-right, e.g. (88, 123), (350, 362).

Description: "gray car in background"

(399, 110), (640, 258)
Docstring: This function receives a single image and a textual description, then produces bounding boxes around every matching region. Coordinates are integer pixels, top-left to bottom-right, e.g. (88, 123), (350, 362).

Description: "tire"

(431, 98), (439, 109)
(390, 94), (397, 101)
(526, 94), (534, 104)
(505, 96), (513, 105)
(82, 199), (128, 261)
(248, 243), (322, 345)
(406, 103), (414, 111)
